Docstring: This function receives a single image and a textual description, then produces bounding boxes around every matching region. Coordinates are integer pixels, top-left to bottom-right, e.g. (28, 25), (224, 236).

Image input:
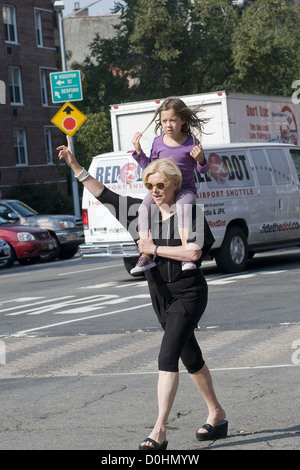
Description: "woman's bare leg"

(141, 371), (179, 447)
(190, 364), (226, 434)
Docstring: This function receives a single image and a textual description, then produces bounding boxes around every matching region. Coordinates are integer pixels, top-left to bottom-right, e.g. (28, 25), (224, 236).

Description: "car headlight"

(17, 232), (35, 242)
(59, 221), (75, 228)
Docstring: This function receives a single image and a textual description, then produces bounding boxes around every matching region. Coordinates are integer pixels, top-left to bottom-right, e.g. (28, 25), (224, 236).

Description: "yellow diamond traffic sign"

(51, 102), (87, 136)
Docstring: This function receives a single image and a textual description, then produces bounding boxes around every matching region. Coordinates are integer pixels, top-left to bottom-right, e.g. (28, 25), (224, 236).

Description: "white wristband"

(75, 168), (90, 182)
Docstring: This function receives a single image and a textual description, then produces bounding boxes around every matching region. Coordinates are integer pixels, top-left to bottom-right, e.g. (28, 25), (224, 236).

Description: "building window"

(3, 5), (18, 43)
(45, 127), (53, 164)
(13, 129), (28, 166)
(8, 67), (23, 105)
(35, 10), (43, 47)
(40, 69), (48, 106)
(0, 80), (5, 104)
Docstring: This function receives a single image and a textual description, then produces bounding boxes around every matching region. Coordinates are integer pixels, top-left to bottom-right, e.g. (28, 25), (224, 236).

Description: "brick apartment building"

(0, 0), (68, 203)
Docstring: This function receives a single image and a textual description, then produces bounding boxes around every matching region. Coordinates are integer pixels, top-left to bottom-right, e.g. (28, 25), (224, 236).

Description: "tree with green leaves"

(227, 0), (300, 95)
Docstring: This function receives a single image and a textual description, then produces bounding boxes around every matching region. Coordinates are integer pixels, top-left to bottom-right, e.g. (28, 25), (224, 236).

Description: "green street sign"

(50, 70), (83, 103)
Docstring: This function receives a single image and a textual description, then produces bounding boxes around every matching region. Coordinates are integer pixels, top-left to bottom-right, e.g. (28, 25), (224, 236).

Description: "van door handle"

(278, 199), (283, 211)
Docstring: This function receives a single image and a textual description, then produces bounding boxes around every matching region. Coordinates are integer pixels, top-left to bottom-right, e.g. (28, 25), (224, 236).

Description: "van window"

(250, 150), (272, 186)
(204, 151), (254, 189)
(290, 149), (300, 181)
(267, 149), (291, 185)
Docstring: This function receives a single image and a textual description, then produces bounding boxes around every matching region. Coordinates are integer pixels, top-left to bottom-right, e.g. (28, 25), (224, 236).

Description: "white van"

(80, 143), (300, 274)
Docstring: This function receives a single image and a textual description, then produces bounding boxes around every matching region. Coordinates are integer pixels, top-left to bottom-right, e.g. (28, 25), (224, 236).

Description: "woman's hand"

(137, 237), (156, 256)
(57, 135), (105, 197)
(132, 132), (143, 154)
(138, 237), (202, 262)
(190, 144), (205, 165)
(57, 135), (82, 174)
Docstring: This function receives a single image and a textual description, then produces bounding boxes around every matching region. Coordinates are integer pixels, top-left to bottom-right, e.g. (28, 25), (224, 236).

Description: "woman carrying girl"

(57, 138), (227, 450)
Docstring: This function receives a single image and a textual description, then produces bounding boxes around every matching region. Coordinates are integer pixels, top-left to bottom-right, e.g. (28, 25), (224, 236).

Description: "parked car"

(0, 237), (11, 268)
(0, 216), (57, 267)
(0, 200), (84, 262)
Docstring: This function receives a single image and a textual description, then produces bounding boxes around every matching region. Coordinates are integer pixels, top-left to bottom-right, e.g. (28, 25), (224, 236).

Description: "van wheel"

(123, 256), (144, 277)
(215, 226), (248, 273)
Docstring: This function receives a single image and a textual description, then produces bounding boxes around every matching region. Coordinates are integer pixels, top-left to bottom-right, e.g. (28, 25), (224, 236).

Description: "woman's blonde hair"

(142, 158), (182, 194)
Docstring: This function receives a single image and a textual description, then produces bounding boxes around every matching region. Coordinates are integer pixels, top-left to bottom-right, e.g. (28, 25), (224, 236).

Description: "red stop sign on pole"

(63, 116), (77, 131)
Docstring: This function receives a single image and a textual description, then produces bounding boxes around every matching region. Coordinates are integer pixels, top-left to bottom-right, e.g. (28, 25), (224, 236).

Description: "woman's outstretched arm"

(57, 135), (105, 198)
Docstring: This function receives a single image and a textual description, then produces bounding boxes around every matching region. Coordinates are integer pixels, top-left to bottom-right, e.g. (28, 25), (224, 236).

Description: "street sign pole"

(55, 7), (80, 218)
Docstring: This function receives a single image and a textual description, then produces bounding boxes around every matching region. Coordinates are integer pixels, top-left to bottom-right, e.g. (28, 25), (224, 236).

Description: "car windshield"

(8, 201), (38, 217)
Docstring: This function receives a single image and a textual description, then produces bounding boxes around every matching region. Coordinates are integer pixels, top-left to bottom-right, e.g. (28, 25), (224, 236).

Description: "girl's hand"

(190, 144), (205, 165)
(132, 132), (143, 153)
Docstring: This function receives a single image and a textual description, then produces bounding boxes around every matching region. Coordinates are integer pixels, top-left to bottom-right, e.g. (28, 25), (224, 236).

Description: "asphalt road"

(0, 250), (299, 452)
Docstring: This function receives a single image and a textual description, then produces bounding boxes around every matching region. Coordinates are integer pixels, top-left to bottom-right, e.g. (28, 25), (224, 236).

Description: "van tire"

(215, 226), (248, 273)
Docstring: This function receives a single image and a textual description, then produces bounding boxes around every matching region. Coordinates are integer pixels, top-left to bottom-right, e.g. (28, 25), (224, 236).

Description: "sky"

(62, 0), (120, 16)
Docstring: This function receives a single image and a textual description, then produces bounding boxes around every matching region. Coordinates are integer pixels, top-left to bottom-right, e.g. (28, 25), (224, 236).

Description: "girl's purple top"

(132, 134), (209, 194)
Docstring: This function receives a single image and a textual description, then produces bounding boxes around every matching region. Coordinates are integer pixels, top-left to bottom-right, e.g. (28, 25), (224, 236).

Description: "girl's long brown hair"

(141, 97), (209, 142)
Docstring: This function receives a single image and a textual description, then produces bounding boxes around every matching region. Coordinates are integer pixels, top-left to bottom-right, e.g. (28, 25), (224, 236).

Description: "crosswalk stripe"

(1, 324), (299, 379)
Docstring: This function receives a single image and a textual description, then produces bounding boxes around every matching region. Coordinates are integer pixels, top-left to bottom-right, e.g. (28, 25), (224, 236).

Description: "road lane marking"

(13, 302), (153, 336)
(78, 280), (148, 290)
(206, 270), (287, 285)
(2, 268), (288, 317)
(2, 294), (150, 317)
(114, 281), (148, 288)
(87, 363), (298, 377)
(3, 296), (75, 316)
(55, 294), (150, 314)
(79, 282), (119, 289)
(4, 295), (118, 316)
(58, 263), (123, 276)
(0, 297), (45, 306)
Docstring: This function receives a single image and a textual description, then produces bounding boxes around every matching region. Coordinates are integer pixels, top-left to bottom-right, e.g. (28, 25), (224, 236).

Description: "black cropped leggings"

(158, 311), (205, 374)
(155, 271), (208, 374)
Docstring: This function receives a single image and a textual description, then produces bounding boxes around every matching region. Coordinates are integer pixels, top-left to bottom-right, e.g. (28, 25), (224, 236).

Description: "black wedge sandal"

(196, 419), (228, 441)
(139, 438), (168, 450)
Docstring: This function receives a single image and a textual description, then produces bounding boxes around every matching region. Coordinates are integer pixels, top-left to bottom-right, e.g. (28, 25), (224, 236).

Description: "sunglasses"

(145, 182), (168, 190)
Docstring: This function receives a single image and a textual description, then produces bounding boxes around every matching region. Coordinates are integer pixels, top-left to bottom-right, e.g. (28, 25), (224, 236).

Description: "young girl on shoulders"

(130, 97), (209, 274)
